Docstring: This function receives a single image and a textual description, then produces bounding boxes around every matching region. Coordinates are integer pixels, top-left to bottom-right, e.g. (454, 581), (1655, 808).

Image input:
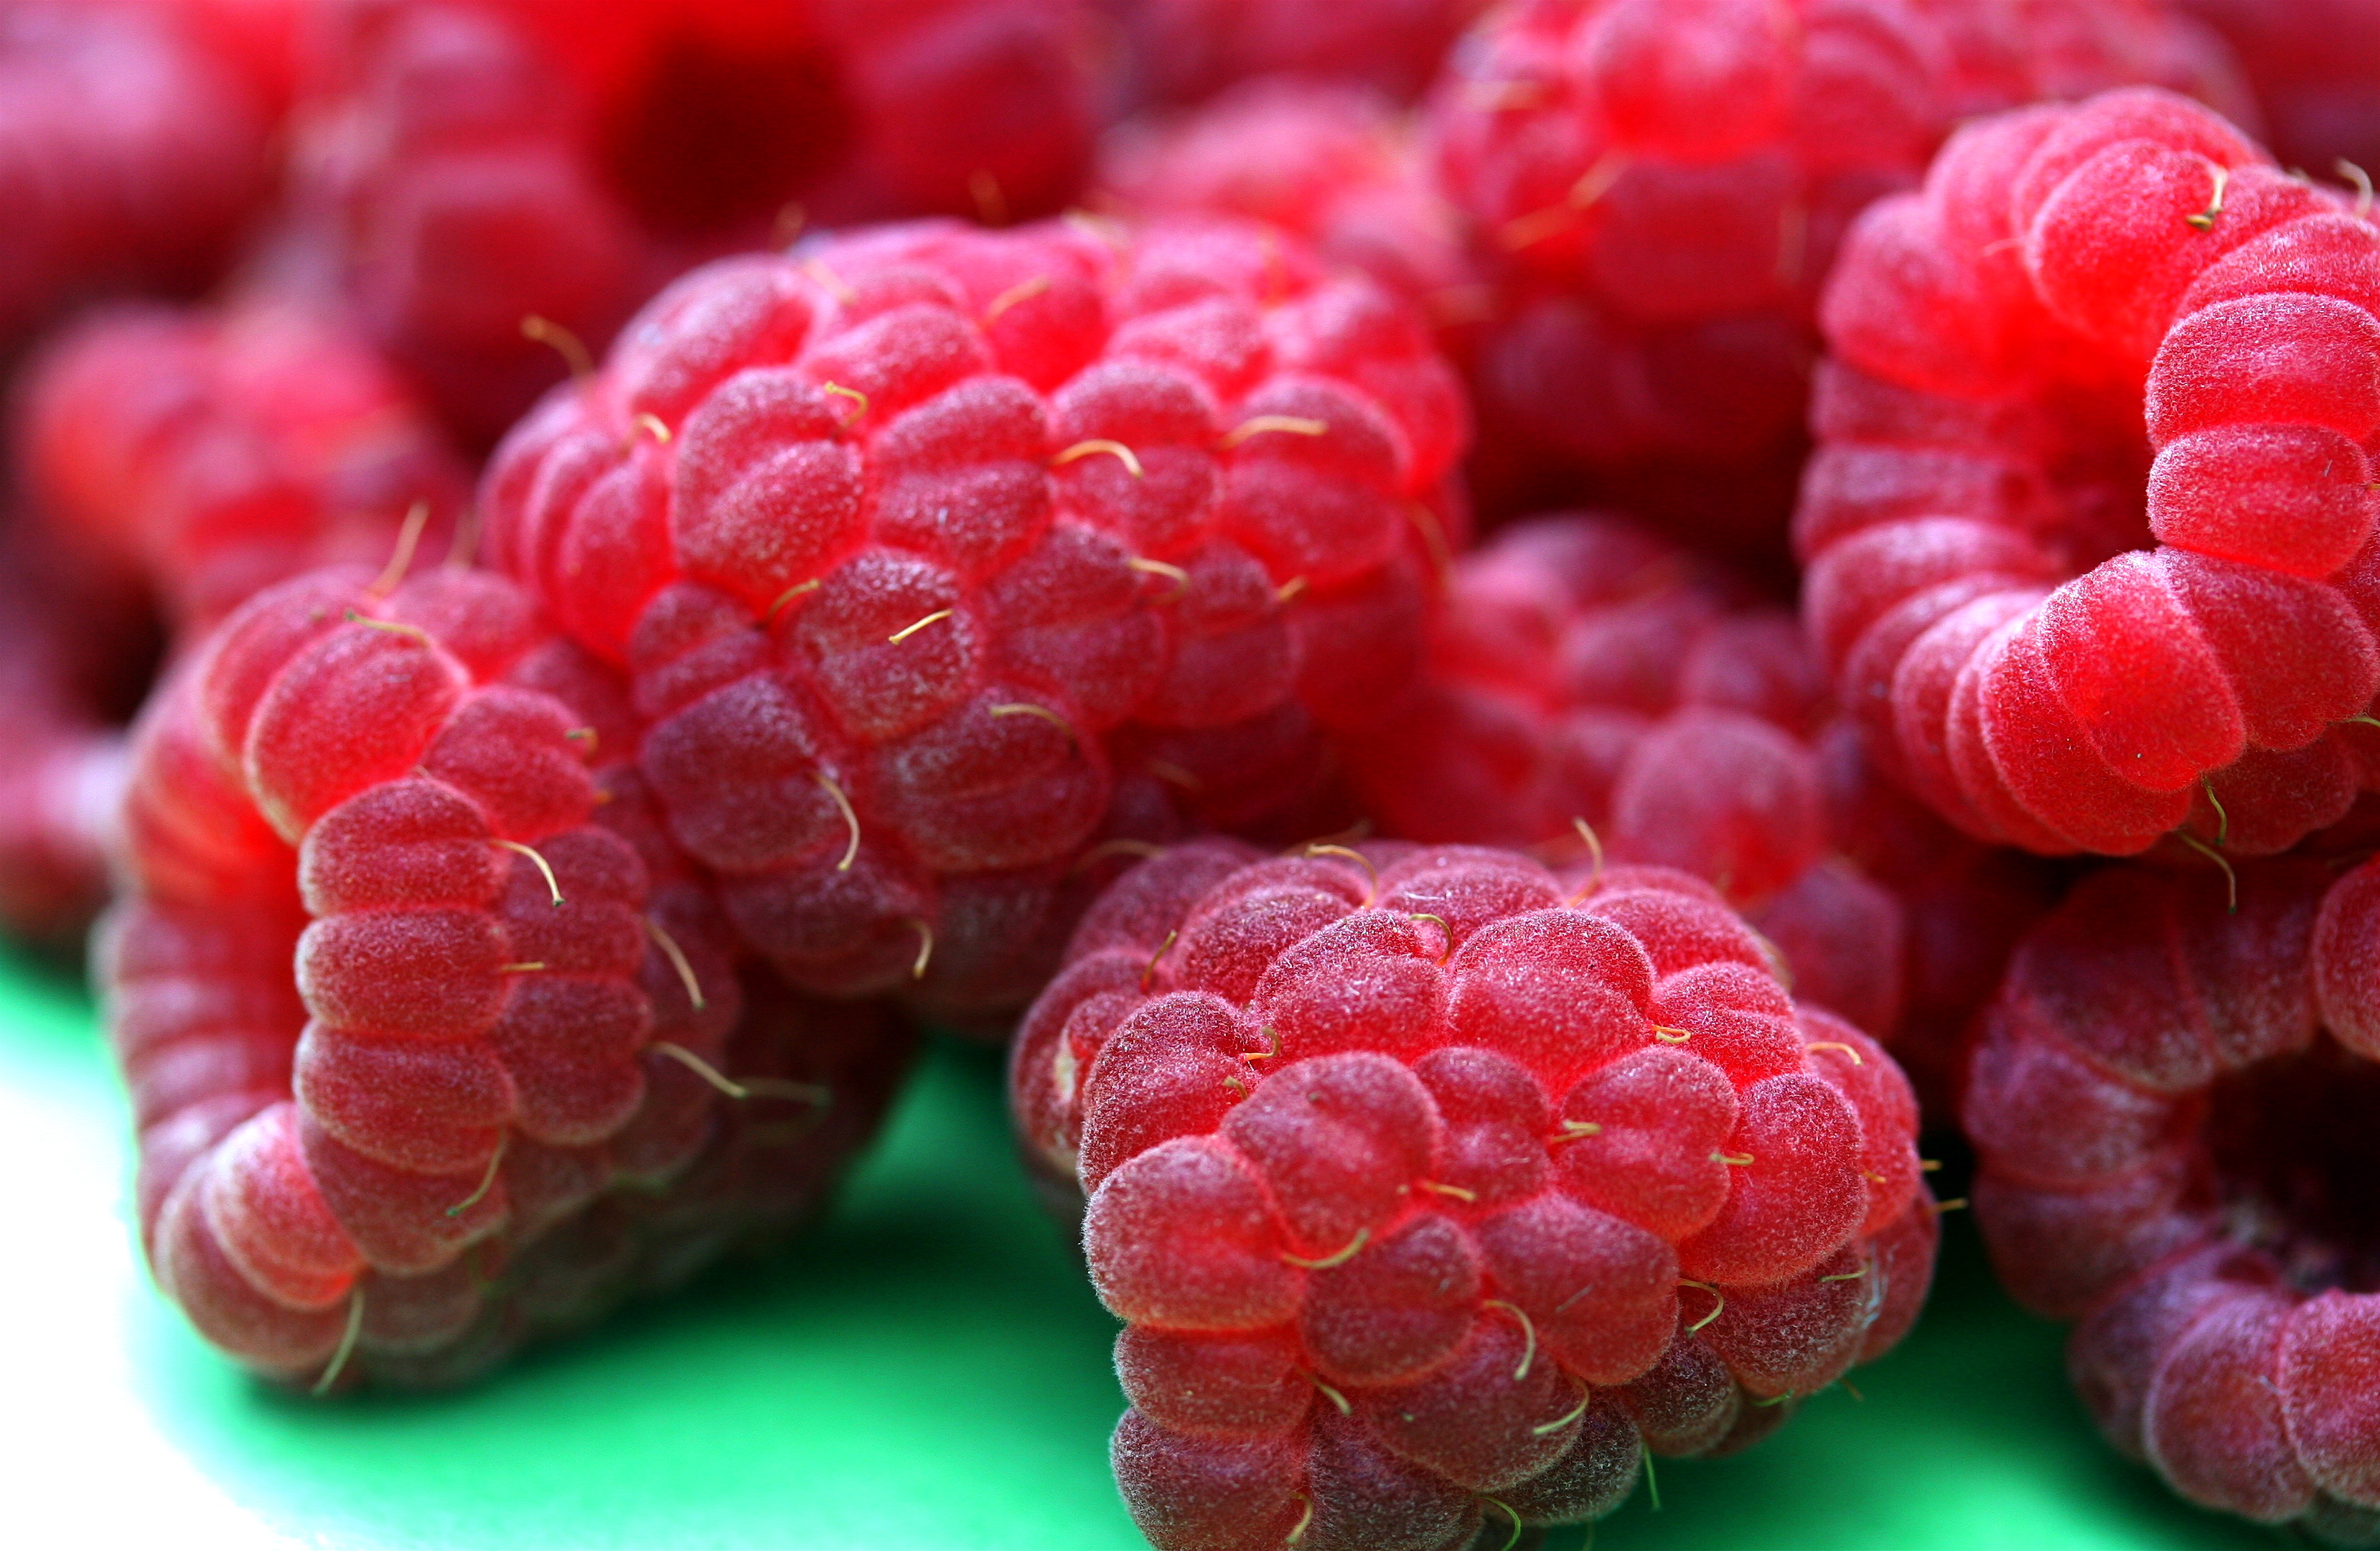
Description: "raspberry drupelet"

(0, 0), (276, 345)
(1108, 0), (1490, 108)
(1427, 0), (2243, 550)
(1339, 511), (2056, 1082)
(107, 563), (910, 1387)
(1013, 840), (1936, 1550)
(482, 215), (1466, 1026)
(1965, 860), (2380, 1542)
(1802, 86), (2380, 857)
(287, 0), (1102, 444)
(18, 297), (469, 634)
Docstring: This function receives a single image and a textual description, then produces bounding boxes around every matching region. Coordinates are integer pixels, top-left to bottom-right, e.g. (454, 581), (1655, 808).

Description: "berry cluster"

(1428, 0), (2240, 549)
(482, 215), (1464, 1024)
(111, 564), (909, 1386)
(1805, 87), (2380, 856)
(1013, 840), (1931, 1547)
(0, 5), (2374, 1547)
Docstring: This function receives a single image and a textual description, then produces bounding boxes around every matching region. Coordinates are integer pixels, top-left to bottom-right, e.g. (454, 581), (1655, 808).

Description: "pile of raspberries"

(2, 1), (2376, 1545)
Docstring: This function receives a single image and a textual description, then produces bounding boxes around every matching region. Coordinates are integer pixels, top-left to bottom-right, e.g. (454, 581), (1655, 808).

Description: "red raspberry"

(288, 0), (1102, 444)
(1013, 840), (1936, 1550)
(1428, 0), (2241, 550)
(0, 0), (273, 343)
(1338, 511), (2055, 1082)
(1093, 78), (1482, 331)
(1110, 0), (1489, 106)
(18, 297), (469, 632)
(1964, 859), (2380, 1540)
(2173, 0), (2380, 182)
(1802, 87), (2380, 857)
(108, 563), (910, 1386)
(482, 215), (1466, 1025)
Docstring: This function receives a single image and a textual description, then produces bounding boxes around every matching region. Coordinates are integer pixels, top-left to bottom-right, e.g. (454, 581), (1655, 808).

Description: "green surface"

(0, 947), (2280, 1551)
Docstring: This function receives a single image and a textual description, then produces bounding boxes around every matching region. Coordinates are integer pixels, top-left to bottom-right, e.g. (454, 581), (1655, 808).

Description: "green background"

(0, 946), (2277, 1550)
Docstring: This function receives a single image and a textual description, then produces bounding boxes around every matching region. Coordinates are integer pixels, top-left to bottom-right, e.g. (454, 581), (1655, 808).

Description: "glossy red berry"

(108, 563), (909, 1387)
(1014, 840), (1934, 1549)
(483, 215), (1466, 1025)
(1802, 87), (2380, 856)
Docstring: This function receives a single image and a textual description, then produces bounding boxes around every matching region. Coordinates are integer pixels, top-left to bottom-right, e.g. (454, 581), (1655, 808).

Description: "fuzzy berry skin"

(483, 215), (1465, 1026)
(289, 0), (1101, 444)
(1109, 0), (1489, 107)
(1428, 0), (2239, 548)
(1339, 511), (2056, 1085)
(107, 563), (909, 1386)
(0, 1), (273, 345)
(2173, 0), (2380, 183)
(1094, 79), (1482, 334)
(1966, 860), (2380, 1542)
(1802, 87), (2380, 858)
(19, 298), (469, 633)
(1013, 840), (1935, 1550)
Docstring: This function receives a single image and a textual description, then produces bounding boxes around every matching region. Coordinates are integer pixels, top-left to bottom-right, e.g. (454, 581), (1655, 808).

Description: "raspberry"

(1012, 840), (1935, 1548)
(1964, 859), (2380, 1540)
(107, 563), (910, 1386)
(0, 0), (273, 344)
(1110, 0), (1489, 106)
(1338, 511), (2054, 1081)
(1428, 0), (2240, 550)
(289, 0), (1102, 444)
(1093, 79), (1480, 329)
(18, 297), (469, 632)
(1802, 86), (2380, 857)
(2173, 0), (2380, 182)
(482, 215), (1466, 1025)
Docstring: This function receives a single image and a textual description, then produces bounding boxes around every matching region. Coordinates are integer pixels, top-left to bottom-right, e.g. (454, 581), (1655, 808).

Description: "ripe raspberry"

(288, 0), (1102, 444)
(1013, 840), (1936, 1549)
(1964, 859), (2380, 1541)
(1109, 0), (1489, 107)
(482, 215), (1466, 1025)
(1093, 79), (1480, 329)
(1339, 511), (2055, 1081)
(1802, 87), (2380, 857)
(0, 0), (273, 344)
(2173, 0), (2380, 182)
(107, 563), (910, 1386)
(1428, 0), (2241, 549)
(18, 297), (469, 632)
